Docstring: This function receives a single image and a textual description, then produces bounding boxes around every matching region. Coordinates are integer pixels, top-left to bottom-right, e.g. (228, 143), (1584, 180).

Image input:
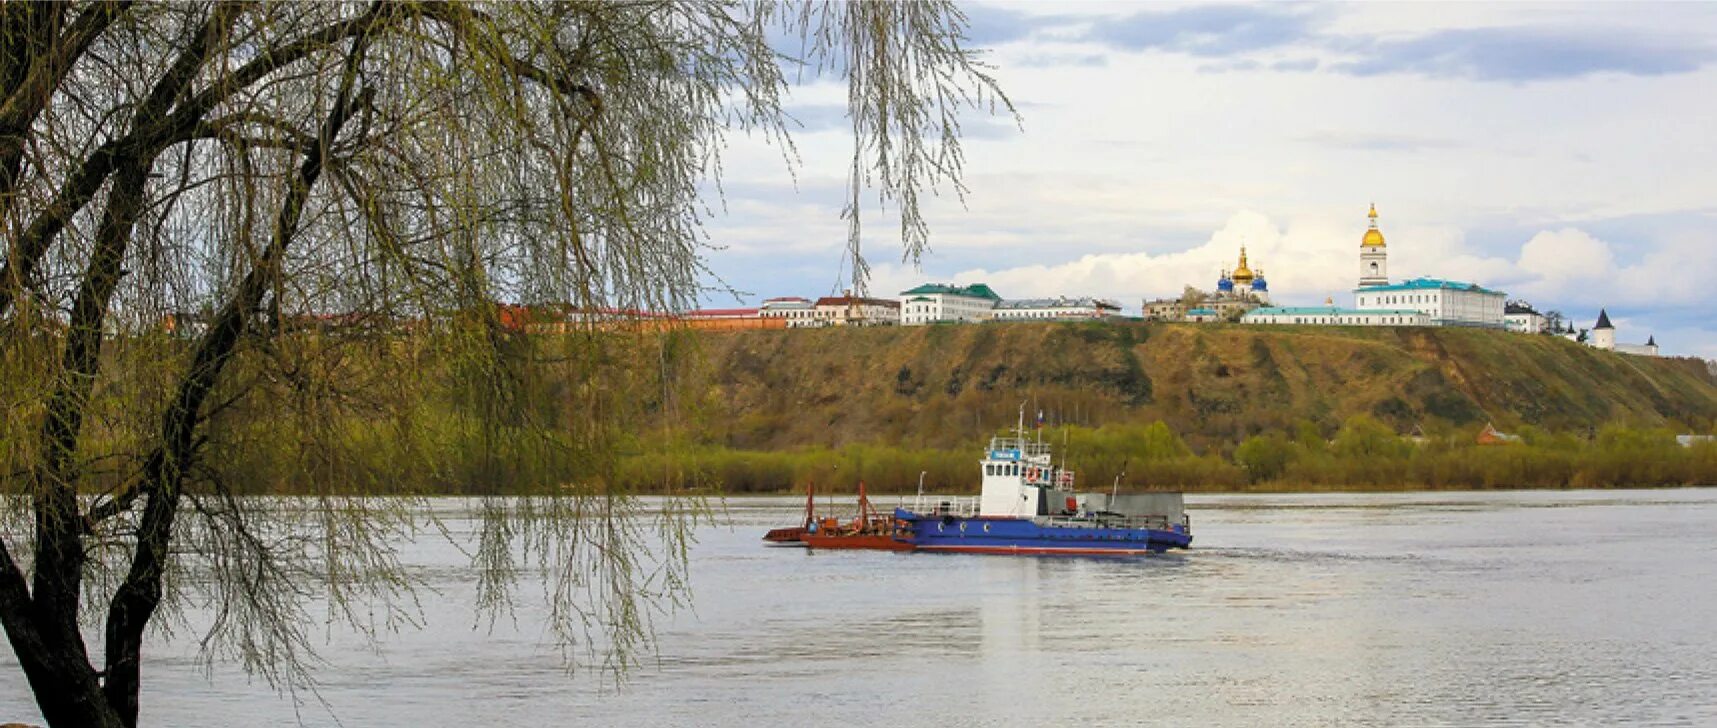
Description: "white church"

(1244, 204), (1506, 328)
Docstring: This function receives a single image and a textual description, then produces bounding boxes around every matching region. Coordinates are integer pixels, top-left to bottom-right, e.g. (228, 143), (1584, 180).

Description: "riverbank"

(610, 419), (1717, 495)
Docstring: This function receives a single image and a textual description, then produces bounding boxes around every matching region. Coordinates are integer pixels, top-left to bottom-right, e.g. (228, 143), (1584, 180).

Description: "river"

(4, 489), (1716, 726)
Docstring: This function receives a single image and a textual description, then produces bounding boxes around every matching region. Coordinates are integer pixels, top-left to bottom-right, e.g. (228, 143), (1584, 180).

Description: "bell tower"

(1359, 203), (1388, 288)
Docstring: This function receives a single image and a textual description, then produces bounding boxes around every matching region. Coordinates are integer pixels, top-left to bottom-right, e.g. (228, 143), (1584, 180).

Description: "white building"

(1185, 307), (1223, 323)
(1353, 277), (1505, 327)
(759, 296), (818, 327)
(813, 292), (899, 326)
(898, 283), (1002, 325)
(1243, 306), (1431, 327)
(1590, 309), (1616, 350)
(1588, 309), (1659, 356)
(992, 296), (1121, 321)
(1504, 302), (1547, 334)
(1351, 204), (1505, 328)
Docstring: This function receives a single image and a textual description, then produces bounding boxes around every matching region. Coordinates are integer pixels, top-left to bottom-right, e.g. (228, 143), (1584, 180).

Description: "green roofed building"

(1243, 306), (1431, 327)
(899, 283), (1003, 325)
(1352, 277), (1505, 328)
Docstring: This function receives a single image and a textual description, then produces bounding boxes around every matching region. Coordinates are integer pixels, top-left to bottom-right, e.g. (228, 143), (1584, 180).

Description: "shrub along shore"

(616, 419), (1717, 495)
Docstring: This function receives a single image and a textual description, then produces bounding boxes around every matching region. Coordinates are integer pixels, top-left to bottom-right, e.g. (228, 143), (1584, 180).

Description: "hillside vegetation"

(602, 322), (1717, 494)
(34, 322), (1711, 495)
(681, 322), (1717, 452)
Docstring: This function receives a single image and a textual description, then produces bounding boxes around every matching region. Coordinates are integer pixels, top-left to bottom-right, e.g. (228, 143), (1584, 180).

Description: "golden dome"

(1361, 203), (1386, 248)
(1231, 246), (1254, 283)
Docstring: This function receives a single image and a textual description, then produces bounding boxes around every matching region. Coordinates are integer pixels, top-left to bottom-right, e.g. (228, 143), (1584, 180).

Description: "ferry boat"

(893, 420), (1191, 556)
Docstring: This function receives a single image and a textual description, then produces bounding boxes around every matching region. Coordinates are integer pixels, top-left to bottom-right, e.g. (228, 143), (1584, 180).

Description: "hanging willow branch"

(0, 2), (1012, 727)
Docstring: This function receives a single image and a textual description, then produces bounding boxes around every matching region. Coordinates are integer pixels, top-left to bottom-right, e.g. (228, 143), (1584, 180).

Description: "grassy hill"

(75, 320), (1707, 495)
(677, 322), (1717, 453)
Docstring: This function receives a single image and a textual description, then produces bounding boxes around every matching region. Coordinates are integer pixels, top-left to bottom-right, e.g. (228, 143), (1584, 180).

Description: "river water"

(4, 489), (1716, 726)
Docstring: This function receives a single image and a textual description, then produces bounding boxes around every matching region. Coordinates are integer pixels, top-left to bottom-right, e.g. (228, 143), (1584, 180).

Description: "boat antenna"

(1113, 457), (1129, 503)
(1016, 400), (1027, 441)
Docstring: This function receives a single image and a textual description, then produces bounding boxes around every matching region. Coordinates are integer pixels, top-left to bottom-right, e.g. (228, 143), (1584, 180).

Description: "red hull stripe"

(800, 536), (914, 551)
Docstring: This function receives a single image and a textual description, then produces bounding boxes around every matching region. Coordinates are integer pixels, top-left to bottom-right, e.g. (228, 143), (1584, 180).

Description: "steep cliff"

(677, 322), (1717, 450)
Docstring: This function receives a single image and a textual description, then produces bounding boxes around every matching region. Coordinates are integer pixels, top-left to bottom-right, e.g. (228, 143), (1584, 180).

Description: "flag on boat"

(1035, 410), (1045, 429)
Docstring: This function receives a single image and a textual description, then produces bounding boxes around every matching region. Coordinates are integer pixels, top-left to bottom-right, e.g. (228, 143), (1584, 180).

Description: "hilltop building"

(759, 296), (818, 327)
(899, 283), (1002, 325)
(993, 297), (1121, 321)
(1349, 205), (1504, 327)
(1141, 299), (1187, 322)
(1590, 309), (1615, 350)
(1504, 301), (1548, 334)
(1142, 245), (1270, 322)
(1243, 305), (1429, 327)
(1354, 277), (1504, 327)
(1588, 308), (1659, 356)
(1215, 246), (1271, 305)
(813, 291), (899, 326)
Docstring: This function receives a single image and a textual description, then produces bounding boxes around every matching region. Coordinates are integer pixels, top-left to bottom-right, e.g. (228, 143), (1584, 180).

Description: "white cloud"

(872, 210), (1359, 309)
(1517, 228), (1615, 283)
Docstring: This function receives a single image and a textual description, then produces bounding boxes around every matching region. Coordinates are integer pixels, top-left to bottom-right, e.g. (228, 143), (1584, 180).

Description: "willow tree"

(0, 2), (1009, 725)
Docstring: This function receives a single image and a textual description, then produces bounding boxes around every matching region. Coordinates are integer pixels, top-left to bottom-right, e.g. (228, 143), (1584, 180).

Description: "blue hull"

(894, 508), (1191, 555)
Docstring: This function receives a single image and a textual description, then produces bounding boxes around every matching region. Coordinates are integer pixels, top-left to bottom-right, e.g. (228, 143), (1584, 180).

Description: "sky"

(698, 2), (1717, 358)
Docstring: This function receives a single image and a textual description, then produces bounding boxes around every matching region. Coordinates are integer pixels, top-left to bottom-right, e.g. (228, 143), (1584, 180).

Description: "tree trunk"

(94, 21), (375, 725)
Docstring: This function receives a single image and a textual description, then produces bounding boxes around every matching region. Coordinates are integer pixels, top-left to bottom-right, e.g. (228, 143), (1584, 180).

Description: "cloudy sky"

(700, 2), (1717, 357)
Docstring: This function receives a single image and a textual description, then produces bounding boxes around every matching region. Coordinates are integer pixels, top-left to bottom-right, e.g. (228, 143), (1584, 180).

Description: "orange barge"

(762, 481), (912, 551)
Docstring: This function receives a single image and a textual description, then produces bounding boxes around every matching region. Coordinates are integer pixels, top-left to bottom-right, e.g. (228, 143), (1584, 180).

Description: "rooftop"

(1355, 277), (1503, 296)
(899, 282), (1002, 301)
(814, 295), (899, 308)
(1359, 276), (1497, 295)
(995, 296), (1121, 310)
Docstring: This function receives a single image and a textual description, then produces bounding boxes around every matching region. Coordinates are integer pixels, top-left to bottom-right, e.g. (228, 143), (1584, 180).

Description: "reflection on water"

(4, 489), (1717, 726)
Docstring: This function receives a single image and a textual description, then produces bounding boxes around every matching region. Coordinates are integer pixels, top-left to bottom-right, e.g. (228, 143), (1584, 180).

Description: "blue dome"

(1251, 275), (1268, 292)
(1216, 276), (1234, 292)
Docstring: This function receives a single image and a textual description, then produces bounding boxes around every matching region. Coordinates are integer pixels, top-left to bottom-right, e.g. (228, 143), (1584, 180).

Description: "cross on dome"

(1362, 203), (1386, 248)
